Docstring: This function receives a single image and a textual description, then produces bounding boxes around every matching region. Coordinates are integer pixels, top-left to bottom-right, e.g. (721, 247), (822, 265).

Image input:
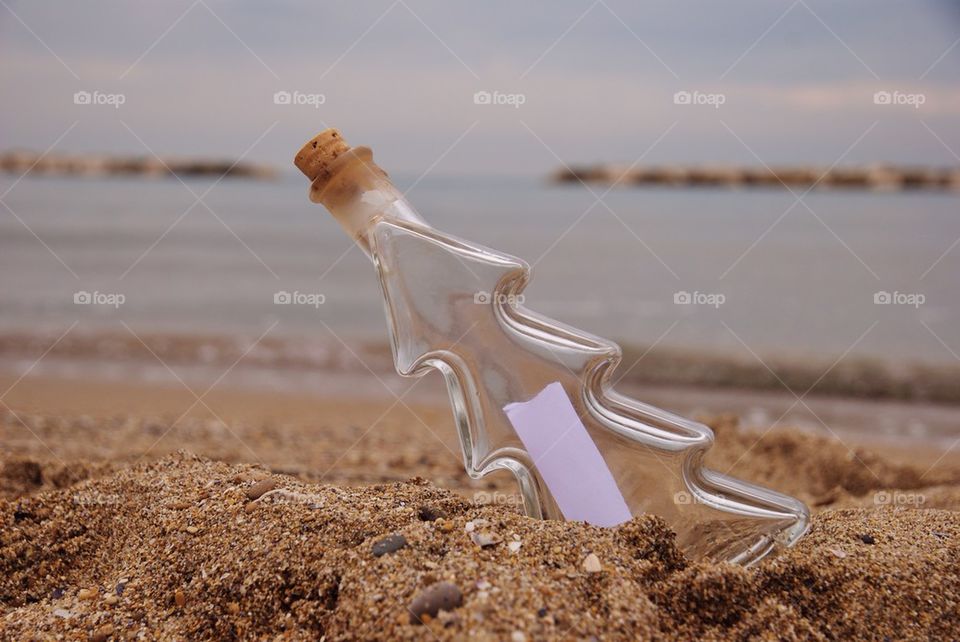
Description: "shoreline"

(3, 369), (959, 493)
(3, 327), (960, 459)
(3, 329), (959, 405)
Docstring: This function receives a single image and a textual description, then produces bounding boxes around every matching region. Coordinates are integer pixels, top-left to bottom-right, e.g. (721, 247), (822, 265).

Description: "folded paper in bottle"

(504, 382), (632, 527)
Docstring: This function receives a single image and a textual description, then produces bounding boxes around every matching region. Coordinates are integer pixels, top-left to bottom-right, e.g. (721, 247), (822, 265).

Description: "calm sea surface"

(1, 173), (958, 367)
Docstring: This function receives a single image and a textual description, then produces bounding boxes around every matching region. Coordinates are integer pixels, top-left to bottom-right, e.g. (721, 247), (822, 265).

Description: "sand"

(2, 374), (960, 640)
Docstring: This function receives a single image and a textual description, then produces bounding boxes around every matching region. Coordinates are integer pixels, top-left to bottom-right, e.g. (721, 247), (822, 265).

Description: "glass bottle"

(295, 129), (809, 565)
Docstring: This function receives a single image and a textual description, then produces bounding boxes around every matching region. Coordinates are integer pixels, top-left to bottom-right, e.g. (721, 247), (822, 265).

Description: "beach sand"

(2, 373), (960, 640)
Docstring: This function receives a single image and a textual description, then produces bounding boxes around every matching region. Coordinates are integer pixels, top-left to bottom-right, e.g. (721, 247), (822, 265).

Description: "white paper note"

(503, 382), (632, 527)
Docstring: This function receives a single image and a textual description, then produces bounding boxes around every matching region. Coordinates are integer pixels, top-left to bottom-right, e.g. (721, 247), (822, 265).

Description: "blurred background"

(2, 1), (959, 476)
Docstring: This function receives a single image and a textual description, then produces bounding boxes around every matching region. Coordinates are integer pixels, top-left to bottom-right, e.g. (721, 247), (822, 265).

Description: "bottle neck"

(310, 147), (426, 258)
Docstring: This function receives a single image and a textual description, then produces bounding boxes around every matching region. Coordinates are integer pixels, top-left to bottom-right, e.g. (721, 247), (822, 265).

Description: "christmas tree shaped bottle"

(295, 129), (809, 565)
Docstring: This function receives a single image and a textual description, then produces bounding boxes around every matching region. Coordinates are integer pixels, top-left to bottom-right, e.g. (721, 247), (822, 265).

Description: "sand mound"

(2, 452), (959, 640)
(703, 415), (955, 505)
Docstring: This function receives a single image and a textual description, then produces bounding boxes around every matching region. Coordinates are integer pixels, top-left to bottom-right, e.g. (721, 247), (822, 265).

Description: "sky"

(2, 0), (959, 176)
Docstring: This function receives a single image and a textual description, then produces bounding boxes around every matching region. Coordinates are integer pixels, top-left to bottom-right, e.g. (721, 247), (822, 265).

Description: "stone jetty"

(552, 163), (960, 191)
(0, 151), (277, 180)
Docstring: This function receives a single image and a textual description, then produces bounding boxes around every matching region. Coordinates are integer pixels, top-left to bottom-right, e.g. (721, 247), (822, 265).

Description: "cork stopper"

(294, 128), (351, 186)
(292, 128), (426, 252)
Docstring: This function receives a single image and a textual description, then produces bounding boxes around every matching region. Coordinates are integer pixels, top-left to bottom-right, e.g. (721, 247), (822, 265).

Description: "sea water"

(0, 173), (957, 367)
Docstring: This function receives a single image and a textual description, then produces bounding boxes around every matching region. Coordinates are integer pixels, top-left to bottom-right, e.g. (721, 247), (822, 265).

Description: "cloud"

(1, 0), (958, 174)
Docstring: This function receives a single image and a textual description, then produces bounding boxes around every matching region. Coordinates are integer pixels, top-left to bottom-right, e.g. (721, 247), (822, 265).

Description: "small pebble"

(464, 519), (489, 533)
(78, 588), (98, 600)
(437, 610), (460, 627)
(104, 594), (119, 605)
(471, 531), (503, 548)
(512, 632), (527, 642)
(860, 534), (876, 545)
(245, 478), (276, 501)
(174, 588), (186, 607)
(829, 548), (847, 559)
(90, 623), (114, 642)
(51, 588), (64, 599)
(408, 581), (463, 624)
(583, 553), (602, 573)
(52, 608), (73, 619)
(227, 602), (240, 614)
(372, 533), (408, 557)
(185, 525), (199, 534)
(508, 541), (522, 553)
